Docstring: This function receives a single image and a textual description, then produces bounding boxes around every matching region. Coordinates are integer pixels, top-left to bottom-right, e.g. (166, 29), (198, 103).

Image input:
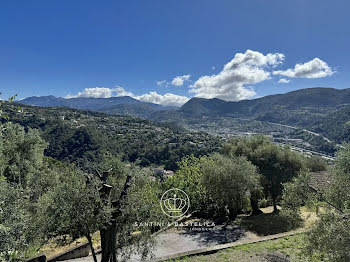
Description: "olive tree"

(305, 144), (350, 261)
(94, 157), (165, 262)
(163, 155), (215, 217)
(305, 155), (327, 172)
(0, 122), (47, 185)
(0, 122), (47, 261)
(0, 179), (34, 261)
(282, 144), (350, 261)
(201, 154), (260, 219)
(225, 136), (304, 213)
(35, 166), (109, 262)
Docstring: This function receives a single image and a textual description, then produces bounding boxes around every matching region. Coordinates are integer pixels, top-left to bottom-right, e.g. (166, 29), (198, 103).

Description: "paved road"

(64, 225), (257, 262)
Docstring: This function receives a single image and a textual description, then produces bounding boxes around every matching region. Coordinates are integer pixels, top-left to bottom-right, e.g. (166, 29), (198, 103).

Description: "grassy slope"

(169, 234), (327, 262)
(168, 207), (321, 262)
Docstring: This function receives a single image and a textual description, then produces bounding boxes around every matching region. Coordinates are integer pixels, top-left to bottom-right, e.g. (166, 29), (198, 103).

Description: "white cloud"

(68, 86), (189, 107)
(70, 87), (114, 98)
(273, 58), (334, 79)
(114, 86), (134, 97)
(113, 86), (189, 107)
(65, 52), (335, 107)
(135, 92), (189, 107)
(66, 86), (135, 99)
(278, 78), (290, 84)
(171, 74), (191, 86)
(190, 50), (285, 101)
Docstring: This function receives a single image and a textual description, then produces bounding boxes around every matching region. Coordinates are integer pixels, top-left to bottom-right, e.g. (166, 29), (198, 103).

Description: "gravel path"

(63, 224), (257, 262)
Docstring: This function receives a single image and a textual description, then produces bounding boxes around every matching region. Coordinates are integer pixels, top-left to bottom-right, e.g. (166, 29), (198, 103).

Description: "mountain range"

(20, 87), (350, 144)
(20, 95), (176, 119)
(180, 87), (350, 116)
(149, 87), (350, 128)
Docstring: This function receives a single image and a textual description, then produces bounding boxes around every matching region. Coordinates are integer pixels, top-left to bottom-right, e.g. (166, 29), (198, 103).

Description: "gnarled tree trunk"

(99, 172), (132, 262)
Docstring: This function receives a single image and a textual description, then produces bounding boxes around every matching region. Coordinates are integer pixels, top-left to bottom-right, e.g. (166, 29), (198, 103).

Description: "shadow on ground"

(179, 225), (246, 245)
(237, 212), (299, 236)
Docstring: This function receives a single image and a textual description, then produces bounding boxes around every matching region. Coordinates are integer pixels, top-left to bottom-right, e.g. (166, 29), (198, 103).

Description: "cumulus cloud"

(69, 87), (115, 98)
(273, 58), (334, 79)
(65, 52), (335, 106)
(66, 86), (135, 98)
(171, 75), (191, 86)
(189, 50), (285, 101)
(115, 87), (189, 107)
(135, 92), (189, 107)
(113, 86), (133, 97)
(67, 86), (189, 107)
(278, 78), (290, 84)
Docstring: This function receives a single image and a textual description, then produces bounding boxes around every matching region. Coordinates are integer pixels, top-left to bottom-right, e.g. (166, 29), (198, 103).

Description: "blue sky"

(1, 0), (349, 106)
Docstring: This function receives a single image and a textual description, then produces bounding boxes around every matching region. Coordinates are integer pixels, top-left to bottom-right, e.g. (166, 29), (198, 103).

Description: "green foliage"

(165, 153), (260, 218)
(325, 143), (350, 212)
(306, 212), (350, 262)
(0, 122), (47, 185)
(201, 154), (259, 218)
(282, 144), (350, 261)
(0, 181), (34, 261)
(252, 143), (304, 206)
(314, 105), (350, 144)
(0, 93), (18, 121)
(164, 155), (213, 216)
(2, 101), (222, 171)
(0, 121), (163, 260)
(224, 136), (305, 210)
(115, 170), (164, 259)
(305, 156), (327, 172)
(35, 167), (110, 241)
(281, 171), (314, 227)
(96, 158), (165, 259)
(0, 123), (72, 261)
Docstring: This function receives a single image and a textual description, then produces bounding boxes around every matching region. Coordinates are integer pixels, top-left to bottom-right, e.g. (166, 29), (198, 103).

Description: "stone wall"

(47, 242), (90, 262)
(25, 255), (46, 262)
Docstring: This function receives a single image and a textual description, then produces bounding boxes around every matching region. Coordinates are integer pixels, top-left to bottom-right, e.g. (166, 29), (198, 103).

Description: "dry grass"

(168, 234), (324, 262)
(299, 206), (318, 229)
(40, 232), (101, 259)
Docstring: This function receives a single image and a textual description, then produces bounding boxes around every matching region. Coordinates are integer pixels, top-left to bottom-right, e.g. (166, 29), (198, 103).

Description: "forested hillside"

(151, 87), (350, 147)
(21, 88), (350, 138)
(312, 105), (350, 143)
(18, 87), (350, 154)
(2, 102), (222, 170)
(173, 87), (350, 126)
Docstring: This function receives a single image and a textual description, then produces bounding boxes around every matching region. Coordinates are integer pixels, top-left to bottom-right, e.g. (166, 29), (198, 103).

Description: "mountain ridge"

(20, 95), (176, 118)
(148, 87), (350, 132)
(180, 87), (350, 117)
(20, 87), (350, 129)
